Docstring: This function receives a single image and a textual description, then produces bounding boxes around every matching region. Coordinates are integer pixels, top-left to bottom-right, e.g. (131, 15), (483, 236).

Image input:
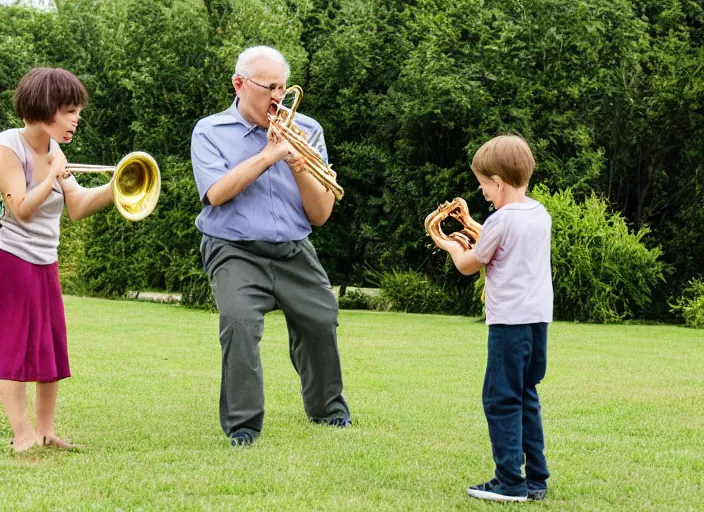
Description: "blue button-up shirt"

(191, 99), (329, 242)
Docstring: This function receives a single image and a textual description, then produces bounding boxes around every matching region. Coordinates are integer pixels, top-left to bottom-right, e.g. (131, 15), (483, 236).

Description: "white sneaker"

(466, 480), (528, 502)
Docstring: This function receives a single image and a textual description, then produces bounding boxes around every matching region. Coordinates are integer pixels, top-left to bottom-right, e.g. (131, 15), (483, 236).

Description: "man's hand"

(265, 129), (306, 173)
(263, 129), (295, 164)
(284, 151), (305, 174)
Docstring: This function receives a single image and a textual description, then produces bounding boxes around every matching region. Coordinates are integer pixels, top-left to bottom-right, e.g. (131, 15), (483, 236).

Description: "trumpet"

(67, 152), (161, 221)
(267, 86), (344, 201)
(425, 197), (482, 250)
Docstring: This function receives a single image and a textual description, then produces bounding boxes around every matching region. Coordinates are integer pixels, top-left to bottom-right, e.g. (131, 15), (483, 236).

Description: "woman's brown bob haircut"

(13, 68), (87, 123)
(471, 135), (536, 188)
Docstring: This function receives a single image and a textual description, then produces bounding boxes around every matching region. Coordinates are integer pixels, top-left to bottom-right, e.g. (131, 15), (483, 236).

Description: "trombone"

(67, 151), (161, 221)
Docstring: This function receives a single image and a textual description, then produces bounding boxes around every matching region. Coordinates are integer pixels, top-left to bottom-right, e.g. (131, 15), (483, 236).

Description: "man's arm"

(192, 127), (291, 207)
(284, 121), (335, 226)
(206, 151), (275, 207)
(289, 164), (335, 226)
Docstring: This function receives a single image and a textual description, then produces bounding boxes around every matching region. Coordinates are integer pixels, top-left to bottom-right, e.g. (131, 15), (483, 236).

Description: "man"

(191, 46), (351, 447)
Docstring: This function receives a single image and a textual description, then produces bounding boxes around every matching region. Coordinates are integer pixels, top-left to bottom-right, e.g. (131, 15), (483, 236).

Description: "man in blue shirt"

(191, 46), (351, 447)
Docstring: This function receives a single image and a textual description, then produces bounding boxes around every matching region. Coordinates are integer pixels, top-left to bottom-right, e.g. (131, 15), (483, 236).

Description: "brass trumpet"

(67, 151), (161, 221)
(425, 197), (482, 250)
(268, 86), (344, 201)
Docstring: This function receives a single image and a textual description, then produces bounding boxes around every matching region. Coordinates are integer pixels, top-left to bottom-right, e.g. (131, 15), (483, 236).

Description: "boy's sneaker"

(528, 488), (547, 501)
(466, 480), (528, 502)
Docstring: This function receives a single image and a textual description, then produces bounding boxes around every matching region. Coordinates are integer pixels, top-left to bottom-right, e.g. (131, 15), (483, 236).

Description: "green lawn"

(1, 297), (702, 511)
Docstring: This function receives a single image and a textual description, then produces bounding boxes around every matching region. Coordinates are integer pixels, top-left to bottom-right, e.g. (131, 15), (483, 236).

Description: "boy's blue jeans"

(483, 323), (550, 496)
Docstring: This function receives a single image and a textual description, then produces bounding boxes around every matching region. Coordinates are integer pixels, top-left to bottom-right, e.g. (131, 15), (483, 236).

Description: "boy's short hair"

(13, 68), (88, 123)
(471, 135), (536, 187)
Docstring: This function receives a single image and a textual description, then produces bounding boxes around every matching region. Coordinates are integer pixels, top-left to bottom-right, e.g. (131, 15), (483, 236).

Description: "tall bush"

(669, 278), (704, 329)
(531, 185), (664, 322)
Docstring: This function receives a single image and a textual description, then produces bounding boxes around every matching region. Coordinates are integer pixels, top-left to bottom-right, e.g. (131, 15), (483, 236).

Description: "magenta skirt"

(0, 249), (70, 382)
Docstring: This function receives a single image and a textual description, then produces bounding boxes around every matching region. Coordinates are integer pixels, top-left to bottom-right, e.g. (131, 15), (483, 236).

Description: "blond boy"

(429, 135), (552, 502)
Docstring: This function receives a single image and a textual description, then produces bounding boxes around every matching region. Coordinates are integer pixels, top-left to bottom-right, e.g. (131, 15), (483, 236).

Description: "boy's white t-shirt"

(474, 198), (553, 325)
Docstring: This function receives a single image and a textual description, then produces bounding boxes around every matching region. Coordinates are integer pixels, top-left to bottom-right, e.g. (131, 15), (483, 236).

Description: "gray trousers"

(201, 235), (350, 439)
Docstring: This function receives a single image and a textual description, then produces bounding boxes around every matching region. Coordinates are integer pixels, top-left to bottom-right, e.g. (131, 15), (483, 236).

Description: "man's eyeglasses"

(243, 77), (286, 95)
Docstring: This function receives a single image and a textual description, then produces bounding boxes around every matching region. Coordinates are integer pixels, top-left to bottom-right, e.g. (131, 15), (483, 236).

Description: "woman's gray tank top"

(0, 128), (64, 265)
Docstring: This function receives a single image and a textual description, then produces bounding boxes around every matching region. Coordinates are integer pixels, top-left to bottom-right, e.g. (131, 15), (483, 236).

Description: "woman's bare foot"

(10, 435), (37, 453)
(39, 434), (76, 450)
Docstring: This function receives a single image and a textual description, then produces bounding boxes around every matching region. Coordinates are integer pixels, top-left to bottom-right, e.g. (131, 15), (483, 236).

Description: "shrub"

(338, 288), (372, 310)
(179, 271), (216, 311)
(532, 185), (664, 322)
(669, 278), (704, 328)
(378, 270), (458, 314)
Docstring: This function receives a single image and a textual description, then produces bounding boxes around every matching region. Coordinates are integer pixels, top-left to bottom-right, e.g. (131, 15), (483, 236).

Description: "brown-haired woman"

(0, 68), (114, 452)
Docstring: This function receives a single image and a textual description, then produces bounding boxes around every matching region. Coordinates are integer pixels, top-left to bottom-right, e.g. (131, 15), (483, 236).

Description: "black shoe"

(230, 430), (254, 447)
(327, 416), (352, 428)
(466, 479), (528, 502)
(528, 488), (547, 501)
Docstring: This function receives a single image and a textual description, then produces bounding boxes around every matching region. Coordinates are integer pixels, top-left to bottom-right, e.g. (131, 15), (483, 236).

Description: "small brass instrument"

(425, 197), (482, 249)
(267, 86), (344, 201)
(66, 152), (161, 221)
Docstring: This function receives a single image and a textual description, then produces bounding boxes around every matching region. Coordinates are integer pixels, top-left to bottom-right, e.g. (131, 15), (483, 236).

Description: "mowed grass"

(1, 297), (702, 511)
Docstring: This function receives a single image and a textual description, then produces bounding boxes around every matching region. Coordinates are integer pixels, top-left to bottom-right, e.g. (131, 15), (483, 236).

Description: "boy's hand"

(431, 233), (464, 254)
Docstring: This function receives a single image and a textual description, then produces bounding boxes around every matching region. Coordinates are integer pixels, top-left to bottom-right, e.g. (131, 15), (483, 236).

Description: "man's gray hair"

(234, 46), (290, 80)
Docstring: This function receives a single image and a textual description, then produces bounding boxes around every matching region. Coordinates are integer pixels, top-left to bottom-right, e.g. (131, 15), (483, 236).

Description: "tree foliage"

(0, 0), (700, 321)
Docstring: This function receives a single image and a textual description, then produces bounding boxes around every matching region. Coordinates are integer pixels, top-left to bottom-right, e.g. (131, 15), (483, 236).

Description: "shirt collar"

(211, 98), (260, 136)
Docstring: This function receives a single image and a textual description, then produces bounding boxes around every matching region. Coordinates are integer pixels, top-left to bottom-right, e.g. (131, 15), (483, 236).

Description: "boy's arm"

(431, 235), (485, 276)
(444, 241), (485, 276)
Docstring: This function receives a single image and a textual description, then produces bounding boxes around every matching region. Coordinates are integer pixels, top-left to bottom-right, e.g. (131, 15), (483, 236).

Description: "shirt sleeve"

(474, 212), (504, 264)
(191, 123), (230, 204)
(304, 122), (328, 165)
(0, 131), (30, 184)
(0, 131), (26, 168)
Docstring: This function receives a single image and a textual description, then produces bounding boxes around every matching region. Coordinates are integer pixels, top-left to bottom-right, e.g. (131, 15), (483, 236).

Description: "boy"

(429, 135), (552, 502)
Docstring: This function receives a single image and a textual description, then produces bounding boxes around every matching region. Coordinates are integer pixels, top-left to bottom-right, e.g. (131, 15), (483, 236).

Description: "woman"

(0, 68), (114, 452)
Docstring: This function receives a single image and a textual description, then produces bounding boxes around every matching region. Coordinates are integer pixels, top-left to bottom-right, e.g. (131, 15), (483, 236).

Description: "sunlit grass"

(1, 297), (702, 511)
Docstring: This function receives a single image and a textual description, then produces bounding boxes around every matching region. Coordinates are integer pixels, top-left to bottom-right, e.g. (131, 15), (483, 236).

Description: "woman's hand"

(48, 150), (70, 183)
